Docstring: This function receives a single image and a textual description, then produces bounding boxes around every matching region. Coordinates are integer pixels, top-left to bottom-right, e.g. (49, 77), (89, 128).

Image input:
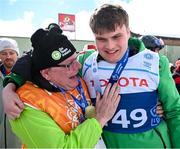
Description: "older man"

(2, 25), (120, 148)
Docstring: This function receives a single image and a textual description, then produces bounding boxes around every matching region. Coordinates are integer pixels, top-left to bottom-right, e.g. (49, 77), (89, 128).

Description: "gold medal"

(85, 105), (95, 118)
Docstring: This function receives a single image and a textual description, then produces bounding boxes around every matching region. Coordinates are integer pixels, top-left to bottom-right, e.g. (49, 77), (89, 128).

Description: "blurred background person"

(173, 59), (180, 94)
(0, 37), (21, 148)
(140, 35), (165, 54)
(169, 63), (176, 74)
(141, 35), (179, 94)
(83, 43), (97, 51)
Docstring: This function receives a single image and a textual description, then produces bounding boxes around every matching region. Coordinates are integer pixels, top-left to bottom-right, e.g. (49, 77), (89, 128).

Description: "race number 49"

(112, 109), (147, 128)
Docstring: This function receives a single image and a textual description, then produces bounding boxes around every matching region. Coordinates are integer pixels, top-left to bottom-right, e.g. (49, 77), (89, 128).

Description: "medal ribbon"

(109, 49), (129, 85)
(51, 79), (88, 114)
(92, 49), (129, 94)
(70, 79), (88, 114)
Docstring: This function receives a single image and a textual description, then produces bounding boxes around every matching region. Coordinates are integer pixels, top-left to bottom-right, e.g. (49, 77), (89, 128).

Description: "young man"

(0, 38), (21, 148)
(2, 4), (180, 148)
(78, 4), (180, 148)
(4, 24), (120, 148)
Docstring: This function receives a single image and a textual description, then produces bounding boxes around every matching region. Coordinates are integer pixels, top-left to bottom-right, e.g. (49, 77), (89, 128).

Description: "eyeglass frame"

(52, 55), (79, 70)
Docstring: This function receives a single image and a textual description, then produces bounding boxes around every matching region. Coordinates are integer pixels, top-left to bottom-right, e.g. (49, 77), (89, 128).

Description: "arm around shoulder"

(3, 73), (25, 88)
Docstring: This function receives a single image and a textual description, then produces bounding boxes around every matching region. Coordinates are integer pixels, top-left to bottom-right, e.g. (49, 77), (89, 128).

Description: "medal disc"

(85, 105), (95, 118)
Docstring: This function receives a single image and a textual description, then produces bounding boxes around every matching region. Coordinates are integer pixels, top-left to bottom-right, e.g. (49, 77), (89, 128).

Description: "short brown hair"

(89, 4), (129, 34)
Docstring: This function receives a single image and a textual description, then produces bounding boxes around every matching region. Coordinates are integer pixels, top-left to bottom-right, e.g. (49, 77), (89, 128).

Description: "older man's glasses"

(55, 59), (78, 71)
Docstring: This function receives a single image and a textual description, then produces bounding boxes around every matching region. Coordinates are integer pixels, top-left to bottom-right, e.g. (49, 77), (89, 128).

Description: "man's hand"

(156, 101), (164, 117)
(95, 83), (121, 128)
(2, 83), (24, 119)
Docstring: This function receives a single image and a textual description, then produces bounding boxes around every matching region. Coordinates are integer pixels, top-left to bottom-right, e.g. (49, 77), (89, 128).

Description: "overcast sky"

(1, 0), (180, 40)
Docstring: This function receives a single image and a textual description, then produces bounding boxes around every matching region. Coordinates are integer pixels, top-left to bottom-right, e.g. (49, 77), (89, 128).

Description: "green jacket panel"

(158, 54), (180, 148)
(78, 50), (95, 77)
(10, 106), (102, 148)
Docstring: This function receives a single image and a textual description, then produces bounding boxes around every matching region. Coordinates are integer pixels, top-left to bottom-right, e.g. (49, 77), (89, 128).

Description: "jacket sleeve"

(10, 106), (102, 148)
(3, 73), (25, 88)
(158, 55), (180, 148)
(77, 50), (95, 77)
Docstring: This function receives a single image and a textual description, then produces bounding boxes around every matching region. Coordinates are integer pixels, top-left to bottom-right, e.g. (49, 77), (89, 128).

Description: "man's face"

(0, 49), (18, 69)
(176, 60), (180, 68)
(42, 53), (82, 91)
(94, 25), (130, 63)
(154, 48), (160, 54)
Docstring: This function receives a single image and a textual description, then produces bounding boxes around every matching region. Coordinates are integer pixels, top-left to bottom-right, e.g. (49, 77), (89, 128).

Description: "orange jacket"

(17, 79), (91, 133)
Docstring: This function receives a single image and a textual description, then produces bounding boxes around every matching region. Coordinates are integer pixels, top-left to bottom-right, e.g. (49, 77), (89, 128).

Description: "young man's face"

(94, 25), (130, 63)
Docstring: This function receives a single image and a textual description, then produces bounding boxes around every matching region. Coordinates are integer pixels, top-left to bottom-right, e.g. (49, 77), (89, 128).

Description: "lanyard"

(51, 79), (88, 114)
(92, 49), (129, 93)
(109, 49), (129, 85)
(70, 79), (88, 114)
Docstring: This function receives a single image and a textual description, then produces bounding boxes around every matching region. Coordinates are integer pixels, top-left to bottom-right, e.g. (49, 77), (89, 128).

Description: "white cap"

(0, 38), (19, 55)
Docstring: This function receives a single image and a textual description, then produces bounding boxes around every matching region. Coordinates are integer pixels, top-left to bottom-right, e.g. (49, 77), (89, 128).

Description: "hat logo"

(51, 50), (61, 60)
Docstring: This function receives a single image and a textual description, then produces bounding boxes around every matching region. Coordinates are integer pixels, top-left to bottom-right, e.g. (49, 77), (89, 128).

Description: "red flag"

(58, 13), (75, 32)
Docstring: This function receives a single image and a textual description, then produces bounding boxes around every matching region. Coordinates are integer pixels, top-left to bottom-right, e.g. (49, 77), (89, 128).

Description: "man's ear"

(126, 27), (131, 38)
(40, 68), (50, 80)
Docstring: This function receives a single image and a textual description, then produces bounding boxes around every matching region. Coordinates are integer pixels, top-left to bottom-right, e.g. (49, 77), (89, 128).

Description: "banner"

(58, 13), (75, 32)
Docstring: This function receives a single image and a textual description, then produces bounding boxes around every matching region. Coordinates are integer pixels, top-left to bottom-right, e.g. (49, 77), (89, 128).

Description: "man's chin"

(68, 80), (79, 90)
(105, 58), (119, 63)
(4, 62), (15, 68)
